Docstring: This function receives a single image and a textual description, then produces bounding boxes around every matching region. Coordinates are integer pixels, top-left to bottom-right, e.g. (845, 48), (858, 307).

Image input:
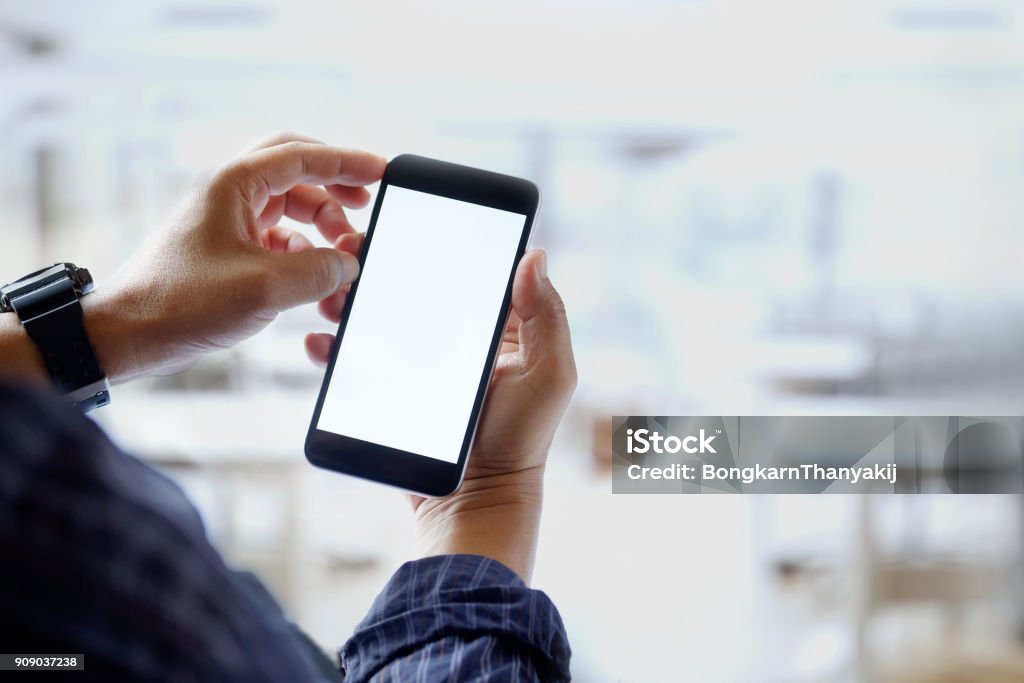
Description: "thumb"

(511, 250), (576, 388)
(266, 247), (360, 311)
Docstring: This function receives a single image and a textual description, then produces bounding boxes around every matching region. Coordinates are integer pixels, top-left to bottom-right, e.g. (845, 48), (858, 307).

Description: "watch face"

(0, 263), (85, 309)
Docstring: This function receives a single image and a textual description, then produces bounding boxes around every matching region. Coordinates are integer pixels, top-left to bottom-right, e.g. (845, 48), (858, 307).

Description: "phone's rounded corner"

(304, 450), (335, 477)
(521, 178), (541, 209)
(436, 480), (463, 498)
(441, 466), (469, 497)
(384, 153), (418, 176)
(303, 432), (322, 467)
(413, 469), (465, 499)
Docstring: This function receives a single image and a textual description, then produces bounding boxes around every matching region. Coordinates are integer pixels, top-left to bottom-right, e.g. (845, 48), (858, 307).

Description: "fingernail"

(535, 251), (548, 282)
(339, 252), (360, 281)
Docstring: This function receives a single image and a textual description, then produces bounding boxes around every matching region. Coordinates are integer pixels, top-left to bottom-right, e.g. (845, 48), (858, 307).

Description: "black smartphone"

(305, 154), (538, 496)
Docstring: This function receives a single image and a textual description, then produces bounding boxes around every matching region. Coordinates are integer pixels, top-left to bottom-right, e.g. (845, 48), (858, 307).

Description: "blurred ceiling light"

(893, 6), (1008, 30)
(616, 133), (701, 162)
(161, 3), (272, 28)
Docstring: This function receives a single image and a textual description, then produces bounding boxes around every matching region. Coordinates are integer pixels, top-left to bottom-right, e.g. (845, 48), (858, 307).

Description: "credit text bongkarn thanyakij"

(624, 428), (897, 485)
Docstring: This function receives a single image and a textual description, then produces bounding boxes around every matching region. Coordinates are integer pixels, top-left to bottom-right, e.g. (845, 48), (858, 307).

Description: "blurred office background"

(2, 1), (1024, 680)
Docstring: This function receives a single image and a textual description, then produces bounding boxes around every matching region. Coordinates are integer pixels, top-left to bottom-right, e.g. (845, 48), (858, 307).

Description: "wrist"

(80, 285), (150, 384)
(414, 467), (545, 583)
(0, 284), (144, 388)
(0, 311), (48, 383)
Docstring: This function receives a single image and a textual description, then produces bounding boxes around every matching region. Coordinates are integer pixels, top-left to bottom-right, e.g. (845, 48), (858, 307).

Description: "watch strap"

(14, 276), (110, 411)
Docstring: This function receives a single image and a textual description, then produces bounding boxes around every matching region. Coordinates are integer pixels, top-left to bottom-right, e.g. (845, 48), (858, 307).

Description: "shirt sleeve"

(340, 554), (571, 682)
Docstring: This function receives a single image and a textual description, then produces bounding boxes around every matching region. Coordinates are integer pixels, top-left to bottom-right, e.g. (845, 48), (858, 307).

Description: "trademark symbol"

(716, 429), (722, 434)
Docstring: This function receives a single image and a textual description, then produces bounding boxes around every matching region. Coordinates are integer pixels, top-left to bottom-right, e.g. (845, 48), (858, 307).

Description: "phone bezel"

(304, 154), (538, 497)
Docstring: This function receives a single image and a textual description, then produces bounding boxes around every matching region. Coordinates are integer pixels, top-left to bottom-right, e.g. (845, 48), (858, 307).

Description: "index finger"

(244, 131), (324, 153)
(228, 142), (387, 214)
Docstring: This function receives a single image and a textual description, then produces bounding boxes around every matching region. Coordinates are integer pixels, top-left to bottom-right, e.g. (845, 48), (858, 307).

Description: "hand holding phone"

(306, 155), (575, 498)
(306, 226), (576, 580)
(409, 247), (576, 581)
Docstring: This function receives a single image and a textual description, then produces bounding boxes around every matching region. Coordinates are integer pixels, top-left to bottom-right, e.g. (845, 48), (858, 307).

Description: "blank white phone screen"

(317, 186), (526, 464)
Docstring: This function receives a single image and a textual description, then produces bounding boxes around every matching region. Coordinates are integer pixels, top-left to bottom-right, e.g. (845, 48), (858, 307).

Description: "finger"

(259, 225), (315, 253)
(245, 131), (324, 153)
(258, 194), (287, 229)
(262, 184), (355, 242)
(334, 232), (364, 256)
(250, 135), (373, 210)
(317, 286), (349, 323)
(502, 309), (522, 343)
(228, 143), (387, 215)
(265, 247), (360, 311)
(261, 185), (367, 229)
(510, 249), (577, 391)
(494, 350), (524, 378)
(314, 232), (364, 321)
(326, 184), (373, 209)
(304, 332), (335, 368)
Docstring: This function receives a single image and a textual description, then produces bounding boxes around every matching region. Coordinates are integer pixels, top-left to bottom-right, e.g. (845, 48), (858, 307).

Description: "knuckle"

(311, 252), (338, 292)
(210, 160), (248, 193)
(544, 287), (569, 319)
(280, 140), (307, 155)
(279, 141), (310, 176)
(191, 167), (219, 191)
(269, 130), (302, 145)
(185, 167), (228, 205)
(555, 354), (578, 395)
(564, 356), (579, 392)
(548, 296), (577, 393)
(244, 261), (277, 310)
(262, 131), (321, 149)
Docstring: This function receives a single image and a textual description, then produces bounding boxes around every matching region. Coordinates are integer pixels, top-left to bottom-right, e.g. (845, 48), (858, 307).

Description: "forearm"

(415, 468), (544, 583)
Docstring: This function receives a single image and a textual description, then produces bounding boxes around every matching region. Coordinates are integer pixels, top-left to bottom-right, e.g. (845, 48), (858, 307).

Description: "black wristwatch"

(0, 263), (111, 412)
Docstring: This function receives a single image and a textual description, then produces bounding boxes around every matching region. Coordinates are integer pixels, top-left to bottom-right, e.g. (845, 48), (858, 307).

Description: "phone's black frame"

(305, 154), (539, 496)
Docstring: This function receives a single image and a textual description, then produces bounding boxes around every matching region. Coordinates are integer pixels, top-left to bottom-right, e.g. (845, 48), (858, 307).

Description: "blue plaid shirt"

(0, 381), (571, 681)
